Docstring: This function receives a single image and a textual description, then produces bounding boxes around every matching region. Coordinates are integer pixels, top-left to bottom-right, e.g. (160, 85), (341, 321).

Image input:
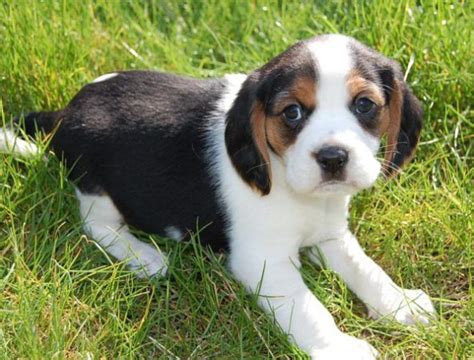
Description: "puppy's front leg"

(312, 232), (436, 324)
(230, 241), (378, 359)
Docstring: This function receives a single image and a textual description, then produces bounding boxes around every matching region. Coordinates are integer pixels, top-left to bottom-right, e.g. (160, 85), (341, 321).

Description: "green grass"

(0, 0), (472, 358)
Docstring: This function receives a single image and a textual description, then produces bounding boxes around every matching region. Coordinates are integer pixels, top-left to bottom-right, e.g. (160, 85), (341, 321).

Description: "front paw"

(311, 335), (378, 360)
(369, 289), (436, 325)
(127, 243), (168, 278)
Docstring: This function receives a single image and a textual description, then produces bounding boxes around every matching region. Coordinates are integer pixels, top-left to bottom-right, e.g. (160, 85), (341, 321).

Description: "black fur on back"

(46, 71), (229, 250)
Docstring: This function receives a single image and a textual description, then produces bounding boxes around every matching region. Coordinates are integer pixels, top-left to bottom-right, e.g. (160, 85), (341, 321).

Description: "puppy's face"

(225, 35), (422, 196)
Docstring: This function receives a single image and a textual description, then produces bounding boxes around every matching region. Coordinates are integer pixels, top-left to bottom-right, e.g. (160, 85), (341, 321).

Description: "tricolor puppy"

(2, 34), (435, 358)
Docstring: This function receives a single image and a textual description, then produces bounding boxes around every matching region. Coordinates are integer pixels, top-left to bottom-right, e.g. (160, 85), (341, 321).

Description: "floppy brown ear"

(225, 77), (271, 195)
(383, 79), (423, 176)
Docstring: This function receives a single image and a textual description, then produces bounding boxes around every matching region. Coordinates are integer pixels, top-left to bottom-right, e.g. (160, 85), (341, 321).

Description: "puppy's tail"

(0, 111), (58, 157)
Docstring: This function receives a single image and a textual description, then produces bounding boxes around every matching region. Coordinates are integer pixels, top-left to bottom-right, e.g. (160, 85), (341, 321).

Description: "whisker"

(380, 83), (395, 93)
(247, 162), (270, 173)
(377, 140), (410, 150)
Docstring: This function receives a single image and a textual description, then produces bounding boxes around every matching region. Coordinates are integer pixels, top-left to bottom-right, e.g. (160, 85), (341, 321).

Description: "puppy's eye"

(354, 97), (376, 114)
(283, 104), (303, 125)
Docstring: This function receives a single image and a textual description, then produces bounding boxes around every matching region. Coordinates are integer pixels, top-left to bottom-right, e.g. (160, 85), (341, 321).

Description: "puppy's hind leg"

(76, 189), (167, 278)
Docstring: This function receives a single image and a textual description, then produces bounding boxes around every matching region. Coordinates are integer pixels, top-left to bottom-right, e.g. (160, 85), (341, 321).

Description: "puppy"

(1, 34), (435, 359)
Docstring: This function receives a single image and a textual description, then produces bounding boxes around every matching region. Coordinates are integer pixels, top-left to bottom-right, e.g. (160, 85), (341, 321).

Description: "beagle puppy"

(1, 34), (435, 359)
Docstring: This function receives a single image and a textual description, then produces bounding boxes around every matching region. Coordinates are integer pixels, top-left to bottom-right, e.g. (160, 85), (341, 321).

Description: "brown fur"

(347, 70), (385, 108)
(290, 76), (317, 111)
(346, 70), (387, 137)
(251, 102), (272, 188)
(382, 79), (403, 175)
(346, 71), (407, 175)
(266, 77), (316, 156)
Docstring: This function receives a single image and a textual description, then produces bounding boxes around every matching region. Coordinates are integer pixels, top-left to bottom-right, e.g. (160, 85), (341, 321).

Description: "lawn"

(0, 0), (472, 359)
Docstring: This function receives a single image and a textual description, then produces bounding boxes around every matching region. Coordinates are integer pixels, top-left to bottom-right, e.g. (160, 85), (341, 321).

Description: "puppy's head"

(225, 34), (422, 196)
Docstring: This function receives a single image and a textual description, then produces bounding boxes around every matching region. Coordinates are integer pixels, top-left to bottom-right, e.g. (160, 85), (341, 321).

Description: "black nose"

(315, 146), (349, 174)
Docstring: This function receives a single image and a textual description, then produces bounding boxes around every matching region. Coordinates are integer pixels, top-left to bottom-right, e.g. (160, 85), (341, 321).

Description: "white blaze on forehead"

(91, 73), (118, 83)
(306, 35), (353, 108)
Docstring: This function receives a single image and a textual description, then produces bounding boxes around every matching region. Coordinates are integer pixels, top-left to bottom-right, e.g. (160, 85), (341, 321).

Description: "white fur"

(0, 128), (40, 157)
(91, 73), (118, 83)
(76, 188), (167, 278)
(164, 226), (183, 241)
(206, 37), (434, 359)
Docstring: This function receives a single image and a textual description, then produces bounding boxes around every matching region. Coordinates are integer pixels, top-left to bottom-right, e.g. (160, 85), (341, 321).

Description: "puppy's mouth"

(313, 180), (358, 194)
